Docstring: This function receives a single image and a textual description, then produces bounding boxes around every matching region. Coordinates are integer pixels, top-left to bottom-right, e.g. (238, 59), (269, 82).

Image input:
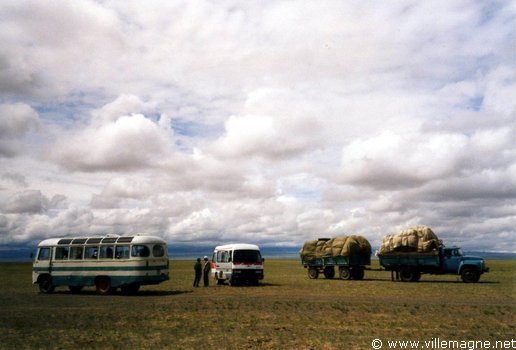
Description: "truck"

(300, 236), (371, 280)
(378, 245), (489, 283)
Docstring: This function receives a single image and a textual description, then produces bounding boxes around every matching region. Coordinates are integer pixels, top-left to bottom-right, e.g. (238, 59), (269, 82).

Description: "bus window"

(85, 246), (98, 259)
(38, 248), (51, 261)
(100, 246), (114, 259)
(55, 247), (69, 260)
(115, 245), (129, 259)
(131, 245), (150, 258)
(70, 247), (83, 260)
(152, 244), (165, 257)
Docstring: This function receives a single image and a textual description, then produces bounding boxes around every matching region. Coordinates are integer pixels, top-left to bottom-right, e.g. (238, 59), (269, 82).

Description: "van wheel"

(39, 275), (54, 293)
(461, 268), (479, 283)
(95, 277), (111, 295)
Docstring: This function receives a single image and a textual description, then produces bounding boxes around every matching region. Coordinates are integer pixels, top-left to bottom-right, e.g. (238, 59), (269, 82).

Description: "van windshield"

(233, 250), (262, 263)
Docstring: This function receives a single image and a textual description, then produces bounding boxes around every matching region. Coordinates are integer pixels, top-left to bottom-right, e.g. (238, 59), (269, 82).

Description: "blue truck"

(378, 245), (489, 283)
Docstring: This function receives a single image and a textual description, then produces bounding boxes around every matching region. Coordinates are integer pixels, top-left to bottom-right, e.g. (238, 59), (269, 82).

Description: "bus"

(32, 235), (169, 295)
(211, 243), (264, 286)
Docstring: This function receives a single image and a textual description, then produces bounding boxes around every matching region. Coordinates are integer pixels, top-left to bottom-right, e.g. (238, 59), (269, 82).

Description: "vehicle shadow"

(339, 278), (500, 284)
(215, 282), (281, 287)
(51, 289), (193, 297)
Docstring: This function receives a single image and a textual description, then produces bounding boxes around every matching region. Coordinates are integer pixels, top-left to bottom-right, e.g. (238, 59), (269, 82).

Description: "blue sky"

(0, 0), (515, 252)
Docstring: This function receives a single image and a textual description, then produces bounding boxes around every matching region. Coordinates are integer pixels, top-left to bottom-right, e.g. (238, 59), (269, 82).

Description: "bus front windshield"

(233, 250), (262, 263)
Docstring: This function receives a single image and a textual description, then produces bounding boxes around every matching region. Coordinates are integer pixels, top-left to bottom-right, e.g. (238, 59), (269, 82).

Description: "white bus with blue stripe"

(32, 235), (169, 295)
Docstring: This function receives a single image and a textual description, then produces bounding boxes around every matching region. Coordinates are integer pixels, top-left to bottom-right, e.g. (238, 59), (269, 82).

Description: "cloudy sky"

(1, 1), (515, 252)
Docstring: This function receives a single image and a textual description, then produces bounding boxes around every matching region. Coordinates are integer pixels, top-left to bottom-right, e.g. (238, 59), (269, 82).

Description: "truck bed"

(378, 251), (440, 269)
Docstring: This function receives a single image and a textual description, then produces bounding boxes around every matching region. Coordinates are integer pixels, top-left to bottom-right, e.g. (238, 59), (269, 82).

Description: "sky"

(0, 0), (515, 252)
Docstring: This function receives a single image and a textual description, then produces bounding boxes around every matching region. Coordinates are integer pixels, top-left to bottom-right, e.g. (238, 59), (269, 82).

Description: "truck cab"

(442, 246), (489, 283)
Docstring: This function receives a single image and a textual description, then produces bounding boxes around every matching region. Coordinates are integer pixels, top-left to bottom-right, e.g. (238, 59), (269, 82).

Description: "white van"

(211, 243), (264, 285)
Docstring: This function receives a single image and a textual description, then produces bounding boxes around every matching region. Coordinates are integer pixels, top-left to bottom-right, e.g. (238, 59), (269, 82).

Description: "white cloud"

(50, 113), (173, 172)
(339, 131), (469, 189)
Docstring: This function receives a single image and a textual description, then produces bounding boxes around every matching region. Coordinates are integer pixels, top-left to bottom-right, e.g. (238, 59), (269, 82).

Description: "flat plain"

(0, 259), (514, 350)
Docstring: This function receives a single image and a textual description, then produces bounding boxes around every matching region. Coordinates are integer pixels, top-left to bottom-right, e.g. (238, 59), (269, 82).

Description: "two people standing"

(193, 256), (211, 287)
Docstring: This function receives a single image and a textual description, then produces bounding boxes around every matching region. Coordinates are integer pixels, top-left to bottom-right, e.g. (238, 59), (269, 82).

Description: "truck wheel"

(38, 275), (55, 293)
(323, 266), (335, 279)
(461, 268), (480, 283)
(308, 268), (319, 279)
(399, 268), (415, 282)
(351, 268), (364, 280)
(339, 267), (351, 280)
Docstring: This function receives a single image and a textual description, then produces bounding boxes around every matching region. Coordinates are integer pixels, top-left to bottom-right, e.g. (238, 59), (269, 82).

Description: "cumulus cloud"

(50, 112), (173, 172)
(339, 125), (515, 190)
(210, 88), (323, 160)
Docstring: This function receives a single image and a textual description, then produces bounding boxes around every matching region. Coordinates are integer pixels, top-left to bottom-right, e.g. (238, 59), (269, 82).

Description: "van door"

(214, 250), (231, 280)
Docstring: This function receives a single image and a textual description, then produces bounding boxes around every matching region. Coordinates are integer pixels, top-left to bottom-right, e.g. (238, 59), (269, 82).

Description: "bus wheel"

(308, 267), (319, 279)
(39, 275), (55, 293)
(95, 277), (111, 295)
(339, 267), (351, 280)
(69, 286), (83, 293)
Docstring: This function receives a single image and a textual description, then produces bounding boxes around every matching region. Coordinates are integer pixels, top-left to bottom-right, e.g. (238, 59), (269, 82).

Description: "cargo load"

(299, 235), (372, 260)
(377, 225), (442, 256)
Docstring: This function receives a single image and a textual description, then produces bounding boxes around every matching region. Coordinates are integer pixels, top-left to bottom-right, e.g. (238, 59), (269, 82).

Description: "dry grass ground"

(0, 259), (514, 349)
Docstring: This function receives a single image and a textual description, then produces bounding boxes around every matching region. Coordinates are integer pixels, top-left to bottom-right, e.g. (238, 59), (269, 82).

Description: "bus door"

(33, 246), (53, 277)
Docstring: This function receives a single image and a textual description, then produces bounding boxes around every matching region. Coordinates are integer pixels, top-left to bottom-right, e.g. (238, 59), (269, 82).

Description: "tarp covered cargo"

(377, 225), (442, 256)
(300, 235), (372, 260)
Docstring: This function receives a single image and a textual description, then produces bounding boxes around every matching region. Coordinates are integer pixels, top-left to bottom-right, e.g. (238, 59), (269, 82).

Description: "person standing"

(193, 258), (202, 287)
(202, 256), (211, 287)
